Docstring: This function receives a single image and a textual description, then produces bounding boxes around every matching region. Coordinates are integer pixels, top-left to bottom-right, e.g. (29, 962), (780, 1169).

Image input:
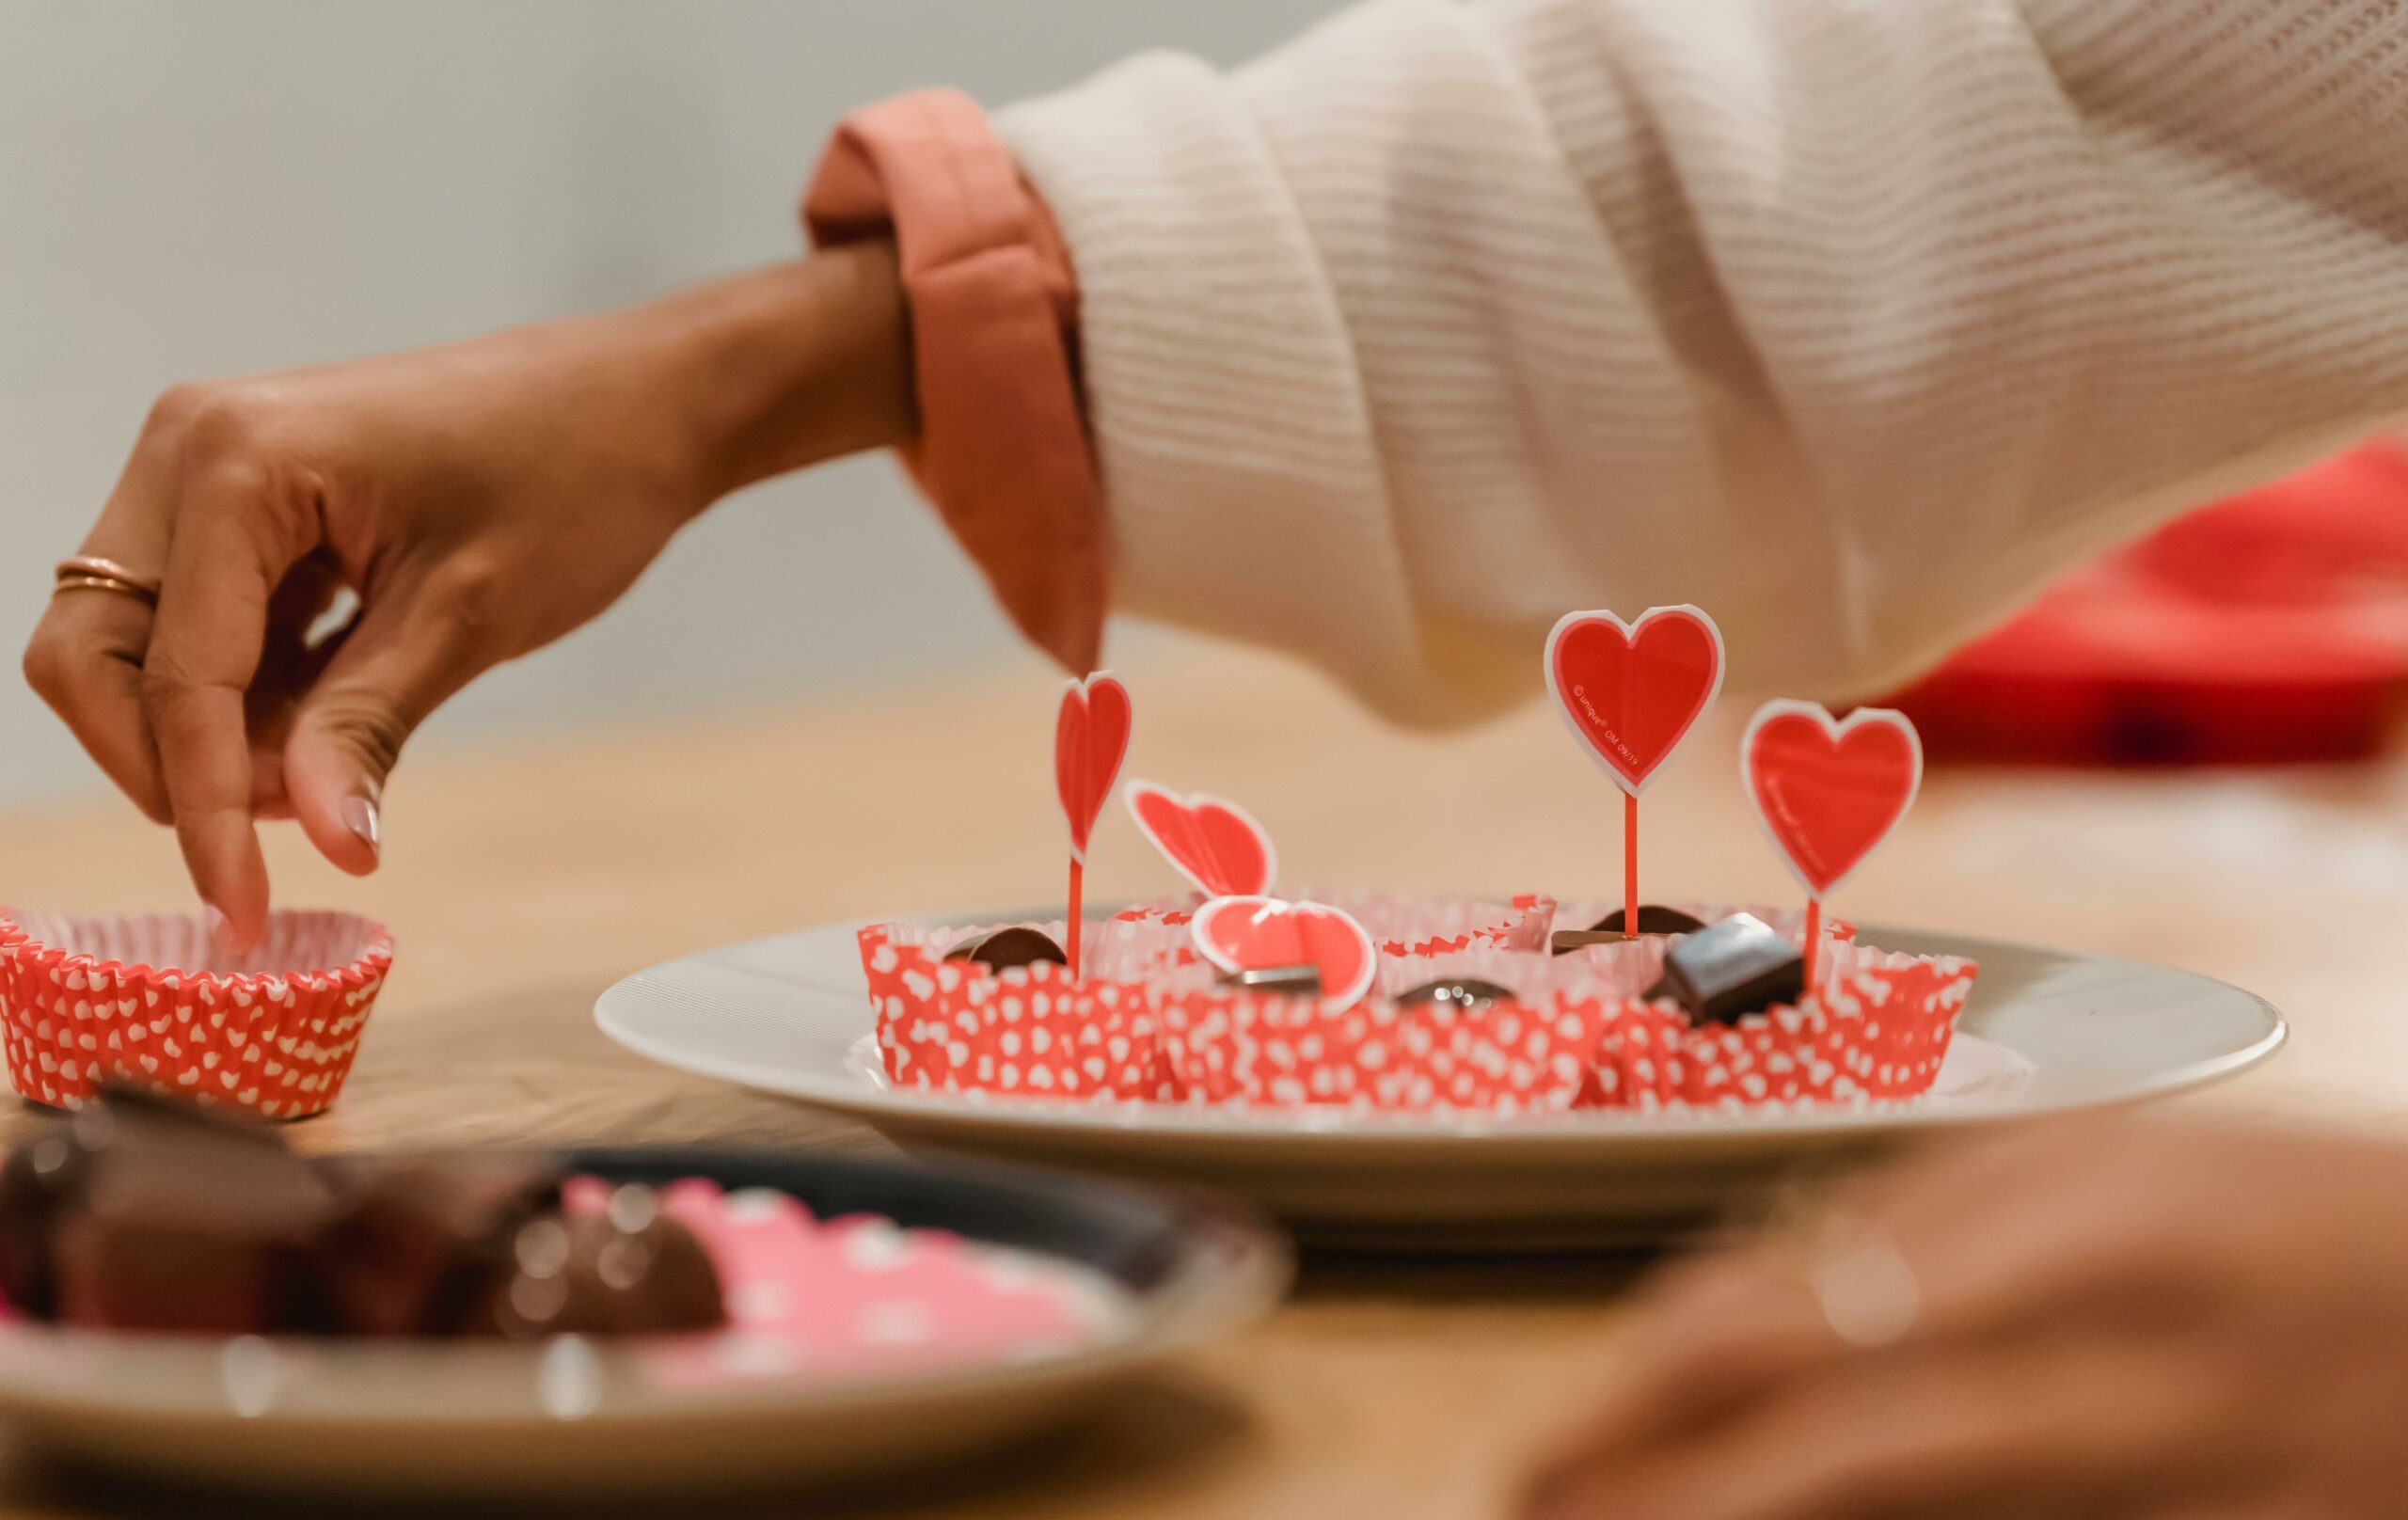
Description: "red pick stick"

(1545, 606), (1727, 934)
(1055, 673), (1133, 975)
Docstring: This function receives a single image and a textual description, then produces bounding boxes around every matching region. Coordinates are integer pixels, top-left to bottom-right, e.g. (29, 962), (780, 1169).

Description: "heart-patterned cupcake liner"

(861, 923), (1176, 1100)
(863, 909), (1976, 1116)
(0, 909), (392, 1119)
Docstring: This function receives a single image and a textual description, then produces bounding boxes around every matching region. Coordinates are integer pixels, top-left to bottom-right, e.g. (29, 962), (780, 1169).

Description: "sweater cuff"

(803, 87), (1105, 674)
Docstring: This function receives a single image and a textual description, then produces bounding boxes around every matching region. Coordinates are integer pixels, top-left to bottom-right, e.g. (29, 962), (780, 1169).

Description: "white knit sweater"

(997, 0), (2408, 721)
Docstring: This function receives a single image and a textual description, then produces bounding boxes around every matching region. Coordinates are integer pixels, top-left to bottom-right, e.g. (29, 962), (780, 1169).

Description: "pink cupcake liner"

(0, 909), (392, 1119)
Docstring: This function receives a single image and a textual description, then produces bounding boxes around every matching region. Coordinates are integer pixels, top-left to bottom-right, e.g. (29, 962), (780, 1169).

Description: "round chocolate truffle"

(467, 1185), (723, 1338)
(1590, 905), (1710, 936)
(944, 926), (1069, 972)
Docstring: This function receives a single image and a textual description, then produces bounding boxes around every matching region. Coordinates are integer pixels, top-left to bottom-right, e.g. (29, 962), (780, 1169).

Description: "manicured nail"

(341, 794), (380, 857)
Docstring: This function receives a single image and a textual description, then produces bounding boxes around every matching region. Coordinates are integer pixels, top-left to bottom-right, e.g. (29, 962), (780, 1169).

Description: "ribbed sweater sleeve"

(997, 0), (2408, 720)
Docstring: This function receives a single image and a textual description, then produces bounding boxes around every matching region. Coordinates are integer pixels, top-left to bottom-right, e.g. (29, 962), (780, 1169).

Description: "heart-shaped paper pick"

(1124, 782), (1277, 898)
(1055, 673), (1132, 862)
(1742, 701), (1924, 897)
(1190, 895), (1376, 1009)
(1545, 607), (1727, 793)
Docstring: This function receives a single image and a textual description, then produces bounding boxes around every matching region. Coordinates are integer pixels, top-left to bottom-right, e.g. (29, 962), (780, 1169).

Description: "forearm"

(587, 242), (912, 515)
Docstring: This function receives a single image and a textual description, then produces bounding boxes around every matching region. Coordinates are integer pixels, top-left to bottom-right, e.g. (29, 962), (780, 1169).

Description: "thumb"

(281, 587), (477, 877)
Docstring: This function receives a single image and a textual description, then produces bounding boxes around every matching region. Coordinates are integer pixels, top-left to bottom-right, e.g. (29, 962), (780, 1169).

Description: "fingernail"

(203, 904), (232, 951)
(341, 794), (380, 857)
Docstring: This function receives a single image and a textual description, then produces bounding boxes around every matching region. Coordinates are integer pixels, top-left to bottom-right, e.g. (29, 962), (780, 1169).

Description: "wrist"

(631, 243), (913, 515)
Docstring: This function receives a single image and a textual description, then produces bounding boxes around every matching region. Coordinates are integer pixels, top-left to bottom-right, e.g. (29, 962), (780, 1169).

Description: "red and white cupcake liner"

(863, 910), (1976, 1115)
(1587, 942), (1974, 1111)
(0, 909), (392, 1119)
(861, 922), (1176, 1100)
(1157, 963), (1605, 1114)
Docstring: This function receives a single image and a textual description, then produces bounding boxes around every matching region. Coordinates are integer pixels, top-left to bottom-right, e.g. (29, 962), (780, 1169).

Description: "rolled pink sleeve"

(804, 88), (1104, 675)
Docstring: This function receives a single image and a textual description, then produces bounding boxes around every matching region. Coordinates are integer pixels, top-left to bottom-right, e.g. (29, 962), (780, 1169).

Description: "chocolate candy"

(0, 1089), (723, 1339)
(38, 1091), (347, 1333)
(467, 1184), (722, 1338)
(1393, 977), (1515, 1013)
(945, 926), (1069, 972)
(309, 1152), (564, 1336)
(1591, 905), (1709, 936)
(1551, 930), (1630, 956)
(1645, 912), (1803, 1025)
(1216, 963), (1323, 995)
(0, 1125), (91, 1317)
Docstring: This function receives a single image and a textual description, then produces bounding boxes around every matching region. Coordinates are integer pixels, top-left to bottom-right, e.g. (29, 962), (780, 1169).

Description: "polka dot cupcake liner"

(0, 909), (392, 1119)
(862, 923), (1177, 1100)
(1588, 938), (1977, 1111)
(863, 911), (1977, 1115)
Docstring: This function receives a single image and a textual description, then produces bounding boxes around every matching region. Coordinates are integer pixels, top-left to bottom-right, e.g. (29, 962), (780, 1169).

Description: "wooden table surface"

(2, 641), (2405, 1518)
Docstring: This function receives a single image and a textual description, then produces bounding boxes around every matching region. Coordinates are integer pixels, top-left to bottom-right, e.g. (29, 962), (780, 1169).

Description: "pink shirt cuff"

(803, 88), (1104, 675)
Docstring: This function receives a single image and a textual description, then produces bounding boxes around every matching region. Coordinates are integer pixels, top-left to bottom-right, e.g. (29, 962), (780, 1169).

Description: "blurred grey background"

(0, 0), (1343, 803)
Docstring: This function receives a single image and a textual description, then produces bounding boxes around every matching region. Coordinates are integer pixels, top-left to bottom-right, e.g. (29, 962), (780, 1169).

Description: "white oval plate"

(597, 919), (2285, 1249)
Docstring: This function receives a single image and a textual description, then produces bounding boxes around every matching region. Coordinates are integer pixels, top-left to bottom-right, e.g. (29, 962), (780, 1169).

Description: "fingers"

(1524, 1341), (2254, 1520)
(244, 550), (353, 821)
(1533, 1247), (1837, 1464)
(142, 461), (315, 951)
(24, 588), (168, 823)
(280, 564), (486, 876)
(23, 393), (194, 823)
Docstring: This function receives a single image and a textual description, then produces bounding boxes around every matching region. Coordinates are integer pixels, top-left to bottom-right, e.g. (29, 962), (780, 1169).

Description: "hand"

(25, 245), (908, 949)
(1520, 1116), (2408, 1520)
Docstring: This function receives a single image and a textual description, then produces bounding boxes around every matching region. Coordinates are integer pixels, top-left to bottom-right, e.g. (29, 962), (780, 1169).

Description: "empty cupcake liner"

(0, 909), (392, 1119)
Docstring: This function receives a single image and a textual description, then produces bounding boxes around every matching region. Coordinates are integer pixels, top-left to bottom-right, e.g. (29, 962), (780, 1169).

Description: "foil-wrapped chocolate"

(945, 926), (1069, 972)
(1645, 912), (1803, 1024)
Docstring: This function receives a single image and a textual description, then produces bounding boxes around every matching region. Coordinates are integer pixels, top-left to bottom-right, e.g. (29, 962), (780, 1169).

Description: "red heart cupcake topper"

(1124, 782), (1276, 898)
(1742, 701), (1924, 898)
(1190, 895), (1376, 1010)
(1545, 606), (1727, 794)
(1055, 673), (1132, 862)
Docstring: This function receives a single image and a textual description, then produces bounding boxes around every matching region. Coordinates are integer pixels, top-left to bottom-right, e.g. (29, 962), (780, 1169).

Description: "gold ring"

(53, 572), (160, 608)
(54, 555), (162, 608)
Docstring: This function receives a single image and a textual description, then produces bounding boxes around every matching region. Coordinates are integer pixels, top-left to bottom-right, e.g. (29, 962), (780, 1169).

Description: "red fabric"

(1892, 442), (2408, 764)
(804, 89), (1104, 674)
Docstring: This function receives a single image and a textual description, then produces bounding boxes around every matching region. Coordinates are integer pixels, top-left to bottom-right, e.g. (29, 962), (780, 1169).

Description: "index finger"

(142, 467), (310, 951)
